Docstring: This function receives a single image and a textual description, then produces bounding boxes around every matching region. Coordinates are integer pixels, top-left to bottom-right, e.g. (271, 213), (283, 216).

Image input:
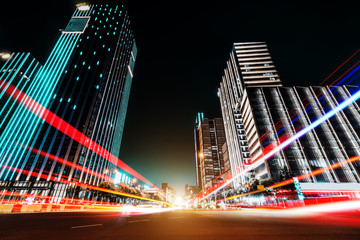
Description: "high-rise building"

(161, 183), (168, 193)
(219, 42), (360, 189)
(184, 184), (198, 200)
(194, 113), (226, 191)
(221, 142), (231, 181)
(0, 3), (137, 198)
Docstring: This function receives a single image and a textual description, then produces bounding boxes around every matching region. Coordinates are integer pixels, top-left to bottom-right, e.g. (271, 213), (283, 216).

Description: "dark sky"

(1, 0), (360, 194)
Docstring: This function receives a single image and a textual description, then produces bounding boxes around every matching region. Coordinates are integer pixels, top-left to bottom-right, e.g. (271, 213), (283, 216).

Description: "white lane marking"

(128, 219), (150, 223)
(168, 216), (185, 219)
(71, 224), (103, 229)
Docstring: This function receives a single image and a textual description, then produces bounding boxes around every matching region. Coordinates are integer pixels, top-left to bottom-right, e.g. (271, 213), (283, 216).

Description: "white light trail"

(200, 88), (360, 200)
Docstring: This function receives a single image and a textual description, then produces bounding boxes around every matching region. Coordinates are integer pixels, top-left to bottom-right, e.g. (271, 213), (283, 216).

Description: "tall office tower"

(194, 113), (226, 191)
(219, 42), (279, 186)
(219, 42), (360, 189)
(0, 3), (137, 198)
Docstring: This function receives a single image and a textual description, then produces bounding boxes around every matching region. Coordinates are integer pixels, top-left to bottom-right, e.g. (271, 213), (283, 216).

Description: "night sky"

(1, 0), (359, 194)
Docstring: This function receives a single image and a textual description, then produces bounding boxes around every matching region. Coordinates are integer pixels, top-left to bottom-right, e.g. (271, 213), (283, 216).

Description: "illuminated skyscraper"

(194, 113), (226, 191)
(219, 42), (360, 189)
(0, 3), (137, 198)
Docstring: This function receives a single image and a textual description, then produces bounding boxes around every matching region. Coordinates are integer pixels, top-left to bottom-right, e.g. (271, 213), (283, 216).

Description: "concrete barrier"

(0, 203), (93, 214)
(0, 204), (14, 213)
(20, 205), (30, 213)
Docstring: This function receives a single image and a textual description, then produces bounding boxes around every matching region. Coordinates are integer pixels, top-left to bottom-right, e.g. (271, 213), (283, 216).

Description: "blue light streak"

(201, 87), (360, 200)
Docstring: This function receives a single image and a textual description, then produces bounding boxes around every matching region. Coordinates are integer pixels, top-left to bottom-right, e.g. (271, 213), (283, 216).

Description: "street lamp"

(0, 52), (11, 60)
(76, 3), (90, 11)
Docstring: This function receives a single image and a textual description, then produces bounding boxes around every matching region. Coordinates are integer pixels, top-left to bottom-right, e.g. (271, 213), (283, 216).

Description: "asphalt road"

(0, 209), (359, 240)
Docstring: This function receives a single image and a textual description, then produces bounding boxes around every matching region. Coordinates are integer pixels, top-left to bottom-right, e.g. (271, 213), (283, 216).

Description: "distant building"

(194, 113), (226, 191)
(161, 182), (176, 203)
(161, 183), (168, 193)
(184, 184), (198, 200)
(221, 143), (231, 181)
(219, 42), (360, 190)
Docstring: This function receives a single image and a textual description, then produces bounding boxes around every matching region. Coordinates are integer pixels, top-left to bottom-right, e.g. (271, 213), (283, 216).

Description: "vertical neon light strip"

(0, 59), (38, 119)
(6, 34), (81, 180)
(0, 53), (21, 87)
(0, 53), (26, 99)
(0, 35), (70, 178)
(0, 53), (28, 162)
(27, 6), (93, 182)
(0, 53), (17, 74)
(0, 37), (64, 138)
(11, 7), (93, 181)
(86, 9), (126, 185)
(0, 8), (89, 180)
(0, 60), (40, 167)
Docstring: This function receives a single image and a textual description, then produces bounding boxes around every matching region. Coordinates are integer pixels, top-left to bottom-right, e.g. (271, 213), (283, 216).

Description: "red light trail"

(208, 49), (360, 192)
(218, 155), (360, 202)
(0, 163), (171, 206)
(0, 78), (156, 188)
(20, 144), (111, 182)
(318, 48), (360, 86)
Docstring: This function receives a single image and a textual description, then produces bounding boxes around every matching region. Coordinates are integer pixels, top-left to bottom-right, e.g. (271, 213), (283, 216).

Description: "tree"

(98, 181), (116, 202)
(99, 181), (116, 190)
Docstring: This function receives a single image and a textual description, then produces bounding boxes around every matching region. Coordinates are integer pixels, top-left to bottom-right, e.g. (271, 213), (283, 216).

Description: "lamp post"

(0, 52), (11, 60)
(76, 3), (90, 11)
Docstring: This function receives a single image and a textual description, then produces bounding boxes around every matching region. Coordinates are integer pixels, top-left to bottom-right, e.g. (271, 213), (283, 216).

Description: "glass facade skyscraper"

(0, 4), (137, 199)
(219, 42), (360, 188)
(194, 113), (226, 191)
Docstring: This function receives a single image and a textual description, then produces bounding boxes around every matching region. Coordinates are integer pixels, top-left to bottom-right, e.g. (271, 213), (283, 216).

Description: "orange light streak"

(0, 164), (172, 207)
(222, 155), (360, 202)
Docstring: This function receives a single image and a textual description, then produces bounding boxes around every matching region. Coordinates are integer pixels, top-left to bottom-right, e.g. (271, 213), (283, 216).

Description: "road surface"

(0, 209), (359, 240)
